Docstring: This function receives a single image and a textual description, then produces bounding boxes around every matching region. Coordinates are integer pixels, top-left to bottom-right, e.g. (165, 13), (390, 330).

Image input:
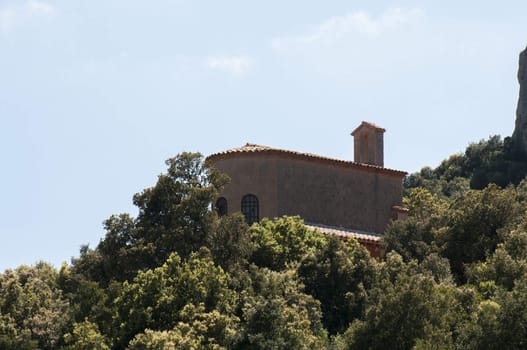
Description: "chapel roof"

(304, 222), (382, 244)
(207, 143), (406, 177)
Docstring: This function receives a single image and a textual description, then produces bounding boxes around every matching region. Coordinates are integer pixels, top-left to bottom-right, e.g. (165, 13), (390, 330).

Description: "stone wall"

(212, 152), (404, 234)
(212, 154), (279, 221)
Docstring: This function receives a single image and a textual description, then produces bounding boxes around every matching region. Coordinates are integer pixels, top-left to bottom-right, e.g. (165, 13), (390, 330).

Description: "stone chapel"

(206, 121), (407, 257)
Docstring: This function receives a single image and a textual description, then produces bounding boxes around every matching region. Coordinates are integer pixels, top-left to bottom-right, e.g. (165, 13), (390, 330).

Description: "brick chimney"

(351, 121), (385, 167)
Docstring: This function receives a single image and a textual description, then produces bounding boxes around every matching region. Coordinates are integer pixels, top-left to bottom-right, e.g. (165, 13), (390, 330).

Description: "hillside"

(1, 46), (527, 350)
(404, 135), (527, 196)
(2, 148), (527, 349)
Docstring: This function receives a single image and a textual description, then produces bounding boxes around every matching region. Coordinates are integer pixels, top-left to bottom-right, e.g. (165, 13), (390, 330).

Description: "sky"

(1, 0), (527, 271)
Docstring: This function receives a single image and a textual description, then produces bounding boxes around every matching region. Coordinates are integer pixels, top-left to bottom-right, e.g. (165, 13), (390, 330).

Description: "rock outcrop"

(512, 46), (527, 156)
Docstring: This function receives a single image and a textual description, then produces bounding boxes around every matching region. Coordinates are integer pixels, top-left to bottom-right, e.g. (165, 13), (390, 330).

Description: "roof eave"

(207, 149), (407, 177)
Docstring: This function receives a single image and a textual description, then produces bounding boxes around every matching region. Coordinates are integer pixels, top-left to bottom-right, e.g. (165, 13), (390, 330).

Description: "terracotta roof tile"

(391, 205), (409, 212)
(304, 222), (383, 244)
(207, 143), (406, 177)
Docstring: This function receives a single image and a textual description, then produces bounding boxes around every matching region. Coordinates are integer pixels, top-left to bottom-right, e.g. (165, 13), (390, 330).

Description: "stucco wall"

(212, 153), (404, 234)
(275, 157), (402, 233)
(212, 155), (279, 221)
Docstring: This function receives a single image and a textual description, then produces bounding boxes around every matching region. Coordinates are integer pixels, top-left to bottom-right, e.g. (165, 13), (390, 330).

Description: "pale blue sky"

(1, 0), (526, 270)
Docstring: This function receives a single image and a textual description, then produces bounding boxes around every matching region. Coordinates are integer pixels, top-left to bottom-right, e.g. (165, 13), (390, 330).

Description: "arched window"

(215, 197), (228, 217)
(241, 194), (259, 225)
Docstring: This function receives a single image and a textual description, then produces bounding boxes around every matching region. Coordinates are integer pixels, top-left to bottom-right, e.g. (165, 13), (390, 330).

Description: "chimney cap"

(351, 121), (386, 136)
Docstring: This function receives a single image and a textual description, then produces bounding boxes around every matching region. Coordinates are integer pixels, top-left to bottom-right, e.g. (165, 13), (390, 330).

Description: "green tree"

(0, 262), (70, 350)
(206, 213), (252, 271)
(298, 236), (376, 335)
(440, 184), (519, 281)
(132, 153), (228, 262)
(96, 213), (151, 283)
(385, 218), (436, 263)
(0, 315), (37, 350)
(384, 188), (448, 262)
(127, 304), (240, 350)
(457, 277), (527, 349)
(238, 267), (326, 350)
(467, 226), (527, 292)
(250, 216), (326, 271)
(72, 152), (228, 285)
(343, 253), (466, 350)
(404, 135), (527, 196)
(62, 319), (111, 350)
(58, 263), (117, 340)
(113, 249), (236, 348)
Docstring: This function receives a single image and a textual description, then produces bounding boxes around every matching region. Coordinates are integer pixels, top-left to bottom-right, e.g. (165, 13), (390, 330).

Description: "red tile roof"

(207, 143), (406, 177)
(304, 222), (383, 244)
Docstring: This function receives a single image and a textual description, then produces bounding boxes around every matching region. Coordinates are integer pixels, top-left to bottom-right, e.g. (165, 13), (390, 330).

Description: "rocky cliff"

(512, 46), (527, 156)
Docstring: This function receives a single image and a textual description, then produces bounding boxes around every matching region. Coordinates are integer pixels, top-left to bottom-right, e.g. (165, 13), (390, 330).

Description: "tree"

(0, 315), (37, 350)
(457, 277), (527, 349)
(206, 213), (252, 271)
(112, 250), (236, 348)
(238, 267), (326, 350)
(132, 152), (228, 262)
(440, 184), (519, 281)
(249, 216), (326, 271)
(0, 262), (70, 350)
(62, 320), (110, 350)
(72, 152), (229, 285)
(127, 304), (240, 350)
(343, 253), (467, 350)
(298, 236), (376, 335)
(58, 263), (116, 339)
(404, 135), (527, 196)
(467, 226), (527, 292)
(385, 218), (436, 263)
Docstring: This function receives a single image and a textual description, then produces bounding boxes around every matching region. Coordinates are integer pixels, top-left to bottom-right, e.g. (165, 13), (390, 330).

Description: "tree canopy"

(3, 144), (527, 349)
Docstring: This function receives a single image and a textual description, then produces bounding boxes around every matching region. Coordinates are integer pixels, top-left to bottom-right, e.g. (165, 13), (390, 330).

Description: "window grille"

(241, 194), (258, 225)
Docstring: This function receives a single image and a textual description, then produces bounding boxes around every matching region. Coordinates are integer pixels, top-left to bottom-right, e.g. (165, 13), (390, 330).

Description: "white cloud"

(0, 1), (55, 32)
(206, 55), (251, 77)
(0, 8), (16, 32)
(267, 7), (430, 84)
(27, 1), (55, 16)
(272, 8), (424, 49)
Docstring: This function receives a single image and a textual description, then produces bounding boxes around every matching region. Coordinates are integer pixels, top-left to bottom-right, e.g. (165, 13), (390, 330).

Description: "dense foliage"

(404, 135), (527, 196)
(3, 146), (527, 349)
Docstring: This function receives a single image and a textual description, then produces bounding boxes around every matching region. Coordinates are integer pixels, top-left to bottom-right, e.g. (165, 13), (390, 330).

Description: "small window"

(215, 197), (228, 217)
(241, 194), (259, 225)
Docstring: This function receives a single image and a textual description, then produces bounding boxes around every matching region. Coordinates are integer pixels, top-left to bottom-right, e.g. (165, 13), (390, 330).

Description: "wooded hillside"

(2, 147), (527, 349)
